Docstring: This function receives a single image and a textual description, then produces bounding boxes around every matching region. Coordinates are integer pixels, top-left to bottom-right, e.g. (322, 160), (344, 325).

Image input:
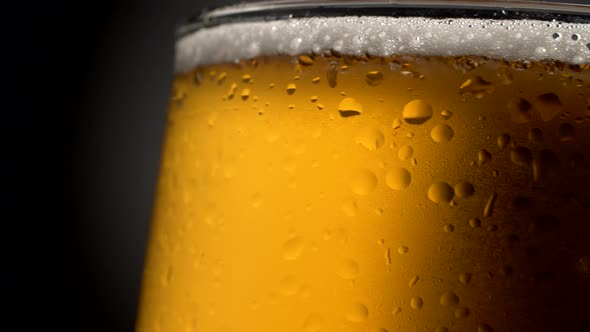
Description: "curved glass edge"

(176, 0), (590, 38)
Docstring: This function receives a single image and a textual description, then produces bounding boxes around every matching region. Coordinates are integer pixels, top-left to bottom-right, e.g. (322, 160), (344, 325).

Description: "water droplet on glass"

(392, 118), (402, 129)
(403, 99), (433, 124)
(398, 145), (414, 161)
(298, 54), (314, 66)
(391, 306), (402, 316)
(441, 110), (453, 119)
(440, 291), (459, 306)
(497, 133), (511, 149)
(459, 272), (472, 285)
(386, 168), (412, 190)
(338, 98), (363, 117)
(346, 302), (369, 322)
(428, 182), (455, 203)
(454, 182), (474, 198)
(454, 307), (470, 318)
(444, 224), (455, 232)
(478, 149), (492, 166)
(282, 236), (304, 260)
(398, 245), (409, 254)
(342, 198), (358, 217)
(356, 128), (385, 150)
(536, 93), (562, 122)
(366, 71), (384, 86)
(337, 258), (359, 279)
(511, 146), (533, 167)
(431, 124), (454, 143)
(483, 192), (498, 218)
(350, 169), (378, 195)
(287, 83), (297, 95)
(528, 128), (544, 144)
(469, 218), (481, 228)
(410, 296), (424, 310)
(408, 275), (419, 288)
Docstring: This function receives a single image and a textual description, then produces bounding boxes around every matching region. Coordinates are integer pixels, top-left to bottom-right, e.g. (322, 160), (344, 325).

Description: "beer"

(137, 11), (590, 332)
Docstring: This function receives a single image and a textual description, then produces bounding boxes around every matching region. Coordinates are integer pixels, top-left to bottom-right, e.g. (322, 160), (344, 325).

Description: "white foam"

(175, 16), (590, 72)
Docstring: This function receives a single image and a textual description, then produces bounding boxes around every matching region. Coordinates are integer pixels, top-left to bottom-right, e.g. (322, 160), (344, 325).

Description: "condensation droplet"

(469, 217), (481, 228)
(454, 307), (470, 318)
(536, 93), (562, 122)
(428, 182), (455, 204)
(392, 118), (402, 129)
(398, 145), (414, 161)
(408, 275), (419, 288)
(337, 258), (359, 279)
(410, 296), (424, 310)
(398, 245), (409, 254)
(559, 123), (575, 142)
(483, 192), (498, 218)
(459, 272), (472, 285)
(386, 168), (412, 190)
(454, 182), (474, 199)
(287, 83), (297, 95)
(338, 98), (363, 117)
(440, 291), (459, 307)
(350, 169), (378, 195)
(508, 98), (533, 123)
(366, 71), (384, 86)
(241, 88), (251, 100)
(403, 99), (433, 124)
(431, 124), (454, 142)
(299, 54), (314, 65)
(528, 128), (544, 144)
(497, 133), (511, 149)
(346, 303), (368, 322)
(385, 247), (391, 266)
(444, 224), (455, 232)
(279, 275), (300, 296)
(391, 306), (402, 316)
(511, 146), (533, 167)
(478, 323), (494, 332)
(282, 236), (304, 260)
(478, 149), (492, 166)
(441, 110), (453, 119)
(356, 128), (385, 150)
(302, 313), (323, 332)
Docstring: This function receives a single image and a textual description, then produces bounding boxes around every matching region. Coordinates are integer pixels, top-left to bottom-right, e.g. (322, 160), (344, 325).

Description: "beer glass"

(136, 1), (590, 331)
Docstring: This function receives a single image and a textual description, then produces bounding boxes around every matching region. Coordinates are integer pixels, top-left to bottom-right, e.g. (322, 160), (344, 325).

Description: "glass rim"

(177, 0), (590, 38)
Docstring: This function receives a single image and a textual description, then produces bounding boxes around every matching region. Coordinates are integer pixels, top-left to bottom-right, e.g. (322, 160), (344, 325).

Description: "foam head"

(175, 16), (590, 72)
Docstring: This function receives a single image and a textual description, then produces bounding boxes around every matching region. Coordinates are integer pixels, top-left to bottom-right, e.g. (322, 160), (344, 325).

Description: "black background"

(4, 0), (588, 331)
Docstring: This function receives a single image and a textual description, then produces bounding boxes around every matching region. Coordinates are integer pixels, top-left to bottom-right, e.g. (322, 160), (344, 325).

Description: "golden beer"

(137, 3), (590, 332)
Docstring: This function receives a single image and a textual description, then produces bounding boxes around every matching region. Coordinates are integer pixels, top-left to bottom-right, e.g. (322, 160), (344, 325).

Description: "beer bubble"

(459, 272), (472, 285)
(366, 70), (384, 86)
(350, 169), (378, 195)
(528, 128), (544, 144)
(497, 133), (511, 148)
(408, 275), (419, 288)
(346, 302), (369, 322)
(286, 83), (297, 95)
(511, 146), (533, 167)
(559, 123), (575, 142)
(398, 145), (414, 161)
(385, 168), (412, 190)
(356, 128), (385, 150)
(282, 236), (305, 260)
(477, 149), (492, 166)
(469, 218), (481, 228)
(453, 307), (470, 318)
(410, 296), (424, 310)
(279, 275), (299, 296)
(454, 182), (475, 198)
(337, 258), (359, 279)
(478, 323), (494, 332)
(302, 313), (323, 332)
(443, 224), (455, 232)
(338, 97), (363, 117)
(435, 327), (449, 332)
(440, 291), (459, 306)
(403, 99), (433, 124)
(431, 124), (454, 143)
(428, 182), (455, 204)
(398, 245), (409, 254)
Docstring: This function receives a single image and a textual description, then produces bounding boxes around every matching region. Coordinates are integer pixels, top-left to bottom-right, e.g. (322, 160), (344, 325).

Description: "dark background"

(4, 0), (588, 331)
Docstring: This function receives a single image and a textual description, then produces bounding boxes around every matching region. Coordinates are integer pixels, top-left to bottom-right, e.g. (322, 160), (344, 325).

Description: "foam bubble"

(176, 16), (590, 72)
